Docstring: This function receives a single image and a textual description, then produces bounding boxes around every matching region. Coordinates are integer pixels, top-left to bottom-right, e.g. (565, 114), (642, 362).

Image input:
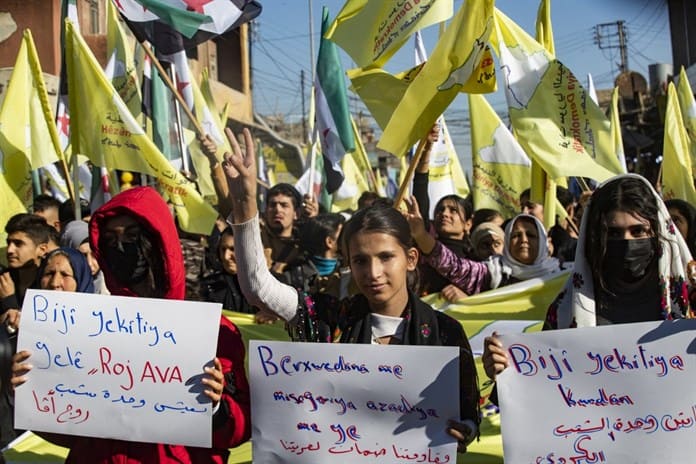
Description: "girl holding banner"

(483, 174), (695, 381)
(222, 128), (481, 452)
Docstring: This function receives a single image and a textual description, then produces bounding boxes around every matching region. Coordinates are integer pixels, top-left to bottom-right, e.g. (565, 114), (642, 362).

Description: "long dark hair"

(584, 177), (660, 291)
(665, 198), (696, 257)
(341, 205), (419, 292)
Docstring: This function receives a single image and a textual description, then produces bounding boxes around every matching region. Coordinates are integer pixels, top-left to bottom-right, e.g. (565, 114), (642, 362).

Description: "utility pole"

(301, 69), (307, 144)
(594, 20), (629, 73)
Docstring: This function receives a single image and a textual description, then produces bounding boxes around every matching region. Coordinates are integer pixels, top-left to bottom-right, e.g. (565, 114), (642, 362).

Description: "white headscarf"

(553, 174), (693, 329)
(486, 213), (560, 288)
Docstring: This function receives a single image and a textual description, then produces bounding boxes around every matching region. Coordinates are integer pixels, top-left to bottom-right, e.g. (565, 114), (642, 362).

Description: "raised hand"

(403, 195), (435, 254)
(222, 128), (258, 223)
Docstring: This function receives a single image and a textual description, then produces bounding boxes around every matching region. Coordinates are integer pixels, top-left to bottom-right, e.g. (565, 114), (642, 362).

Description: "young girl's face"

(347, 231), (418, 316)
(434, 199), (468, 239)
(605, 210), (653, 240)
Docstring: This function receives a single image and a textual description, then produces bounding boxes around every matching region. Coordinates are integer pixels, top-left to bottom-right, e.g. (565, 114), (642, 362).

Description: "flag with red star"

(112, 0), (261, 54)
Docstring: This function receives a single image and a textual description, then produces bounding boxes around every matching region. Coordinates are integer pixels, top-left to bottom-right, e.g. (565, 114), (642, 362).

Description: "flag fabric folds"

(0, 30), (65, 248)
(325, 0), (453, 68)
(113, 0), (262, 54)
(377, 0), (495, 158)
(65, 20), (217, 235)
(469, 93), (531, 219)
(609, 86), (628, 173)
(314, 7), (355, 194)
(662, 82), (696, 205)
(411, 31), (470, 216)
(676, 66), (696, 174)
(106, 0), (142, 120)
(0, 30), (64, 171)
(495, 8), (622, 182)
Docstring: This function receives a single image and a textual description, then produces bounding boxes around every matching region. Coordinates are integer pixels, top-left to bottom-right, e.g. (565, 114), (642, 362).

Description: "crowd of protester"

(1, 125), (695, 462)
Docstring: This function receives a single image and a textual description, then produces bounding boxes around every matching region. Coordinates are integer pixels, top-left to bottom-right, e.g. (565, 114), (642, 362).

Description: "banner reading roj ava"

(14, 289), (221, 448)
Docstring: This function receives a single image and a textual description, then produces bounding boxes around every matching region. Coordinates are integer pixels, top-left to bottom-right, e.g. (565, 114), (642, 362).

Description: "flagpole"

(138, 41), (206, 138)
(393, 135), (429, 208)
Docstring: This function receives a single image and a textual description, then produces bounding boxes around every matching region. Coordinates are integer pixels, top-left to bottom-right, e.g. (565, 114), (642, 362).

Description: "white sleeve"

(230, 214), (299, 321)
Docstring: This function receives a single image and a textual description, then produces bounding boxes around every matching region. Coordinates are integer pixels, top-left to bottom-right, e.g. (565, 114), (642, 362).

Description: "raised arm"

(221, 128), (298, 321)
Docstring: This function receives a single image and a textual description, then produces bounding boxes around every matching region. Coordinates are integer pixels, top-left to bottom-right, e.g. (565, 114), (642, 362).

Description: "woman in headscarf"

(406, 196), (563, 296)
(665, 198), (696, 258)
(37, 247), (94, 294)
(60, 220), (108, 294)
(470, 222), (505, 261)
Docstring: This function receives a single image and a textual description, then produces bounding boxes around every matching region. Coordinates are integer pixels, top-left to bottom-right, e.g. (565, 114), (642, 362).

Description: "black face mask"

(104, 241), (149, 285)
(603, 238), (656, 282)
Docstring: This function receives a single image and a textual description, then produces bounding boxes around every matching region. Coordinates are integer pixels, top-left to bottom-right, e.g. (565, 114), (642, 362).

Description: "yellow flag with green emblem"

(662, 82), (696, 204)
(469, 93), (531, 218)
(495, 8), (622, 182)
(325, 0), (453, 68)
(378, 0), (496, 157)
(65, 20), (216, 235)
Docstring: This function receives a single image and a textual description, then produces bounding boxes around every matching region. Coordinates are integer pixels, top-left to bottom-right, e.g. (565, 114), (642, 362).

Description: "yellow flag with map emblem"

(325, 0), (453, 68)
(470, 93), (531, 218)
(495, 8), (622, 182)
(377, 0), (495, 157)
(65, 20), (216, 235)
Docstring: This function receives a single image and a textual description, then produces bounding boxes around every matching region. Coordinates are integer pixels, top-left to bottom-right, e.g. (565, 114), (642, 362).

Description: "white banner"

(498, 319), (696, 462)
(15, 289), (221, 447)
(249, 340), (460, 463)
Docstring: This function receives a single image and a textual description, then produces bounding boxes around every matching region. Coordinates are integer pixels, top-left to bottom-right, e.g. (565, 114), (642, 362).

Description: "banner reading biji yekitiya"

(15, 290), (221, 447)
(497, 319), (696, 462)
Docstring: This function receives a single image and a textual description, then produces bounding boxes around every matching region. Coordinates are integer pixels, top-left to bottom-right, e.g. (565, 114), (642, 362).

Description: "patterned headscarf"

(551, 174), (693, 329)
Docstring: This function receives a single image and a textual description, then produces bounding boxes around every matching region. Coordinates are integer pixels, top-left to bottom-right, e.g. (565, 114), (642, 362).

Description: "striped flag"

(113, 0), (261, 53)
(314, 7), (355, 194)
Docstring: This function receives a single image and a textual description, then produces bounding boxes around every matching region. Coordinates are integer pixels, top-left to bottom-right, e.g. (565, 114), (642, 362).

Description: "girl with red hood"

(13, 186), (251, 463)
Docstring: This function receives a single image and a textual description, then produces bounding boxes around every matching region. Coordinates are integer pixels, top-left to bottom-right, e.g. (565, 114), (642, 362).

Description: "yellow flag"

(0, 30), (64, 171)
(495, 9), (621, 182)
(0, 145), (31, 253)
(469, 94), (531, 219)
(535, 0), (554, 57)
(65, 21), (217, 235)
(325, 0), (453, 68)
(609, 86), (628, 173)
(378, 0), (495, 157)
(349, 117), (378, 193)
(347, 64), (420, 130)
(421, 117), (470, 216)
(0, 30), (64, 247)
(676, 66), (696, 174)
(331, 152), (370, 212)
(533, 0), (556, 229)
(106, 0), (141, 119)
(662, 82), (696, 204)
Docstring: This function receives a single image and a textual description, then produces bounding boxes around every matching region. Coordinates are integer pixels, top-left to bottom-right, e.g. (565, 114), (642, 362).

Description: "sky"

(250, 0), (672, 173)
